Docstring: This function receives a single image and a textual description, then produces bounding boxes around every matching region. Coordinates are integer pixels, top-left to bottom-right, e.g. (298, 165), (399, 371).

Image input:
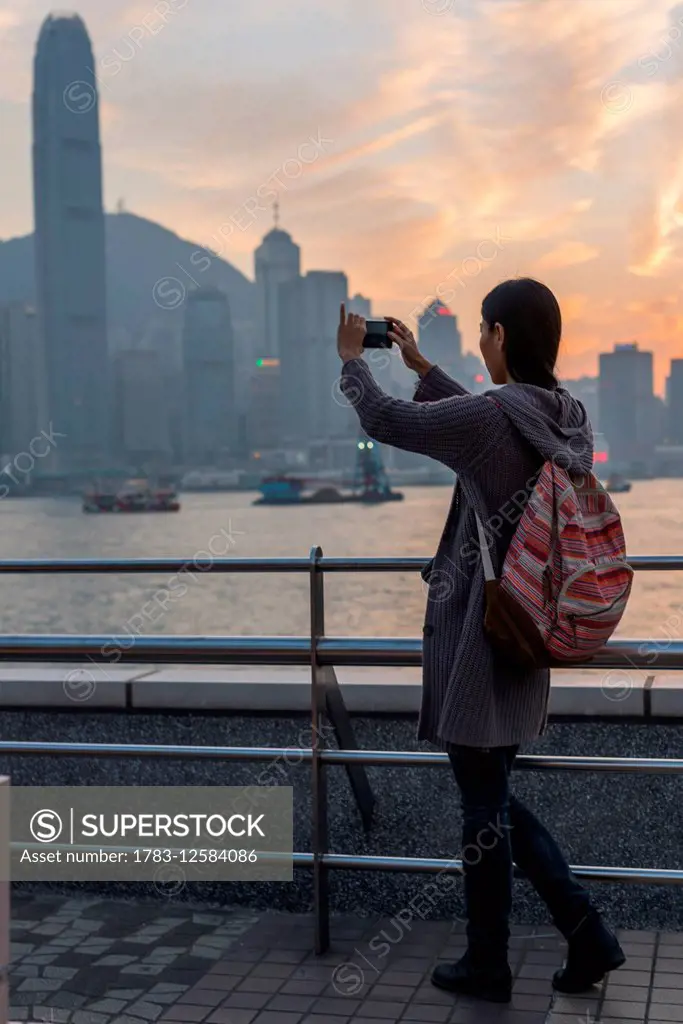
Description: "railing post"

(310, 546), (329, 954)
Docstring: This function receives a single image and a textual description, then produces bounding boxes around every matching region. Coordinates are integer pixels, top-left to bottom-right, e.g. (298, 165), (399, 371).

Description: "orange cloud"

(534, 242), (600, 272)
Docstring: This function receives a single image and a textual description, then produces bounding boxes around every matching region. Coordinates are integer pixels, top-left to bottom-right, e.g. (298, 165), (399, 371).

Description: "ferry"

(253, 475), (403, 506)
(253, 437), (404, 506)
(83, 478), (180, 513)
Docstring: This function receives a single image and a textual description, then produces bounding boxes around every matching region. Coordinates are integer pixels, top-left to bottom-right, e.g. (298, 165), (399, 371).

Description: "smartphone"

(362, 320), (393, 349)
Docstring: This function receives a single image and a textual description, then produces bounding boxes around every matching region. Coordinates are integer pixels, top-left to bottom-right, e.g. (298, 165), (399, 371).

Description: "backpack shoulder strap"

(475, 512), (497, 582)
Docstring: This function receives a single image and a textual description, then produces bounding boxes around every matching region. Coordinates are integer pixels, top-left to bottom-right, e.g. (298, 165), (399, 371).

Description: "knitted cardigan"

(340, 357), (594, 749)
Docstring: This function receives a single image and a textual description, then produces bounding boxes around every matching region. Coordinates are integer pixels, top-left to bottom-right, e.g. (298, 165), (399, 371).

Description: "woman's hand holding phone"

(386, 317), (433, 377)
(337, 303), (366, 362)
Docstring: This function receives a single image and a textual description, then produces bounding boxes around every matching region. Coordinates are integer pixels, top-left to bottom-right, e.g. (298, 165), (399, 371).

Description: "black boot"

(553, 910), (626, 993)
(431, 952), (512, 1004)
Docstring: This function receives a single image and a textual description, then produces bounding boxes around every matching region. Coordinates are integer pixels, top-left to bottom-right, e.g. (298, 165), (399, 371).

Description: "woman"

(337, 278), (625, 1005)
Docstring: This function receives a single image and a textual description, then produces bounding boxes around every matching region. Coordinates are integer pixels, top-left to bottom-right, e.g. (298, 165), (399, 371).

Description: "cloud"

(534, 241), (600, 272)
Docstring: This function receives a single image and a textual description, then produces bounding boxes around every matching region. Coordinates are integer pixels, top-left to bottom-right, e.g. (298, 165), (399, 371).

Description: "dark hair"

(481, 277), (560, 389)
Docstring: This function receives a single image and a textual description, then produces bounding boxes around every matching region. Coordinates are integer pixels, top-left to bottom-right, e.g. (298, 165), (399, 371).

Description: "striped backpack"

(475, 461), (633, 668)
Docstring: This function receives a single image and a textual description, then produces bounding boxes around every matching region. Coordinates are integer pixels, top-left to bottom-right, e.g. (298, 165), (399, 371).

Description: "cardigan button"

(423, 624), (434, 637)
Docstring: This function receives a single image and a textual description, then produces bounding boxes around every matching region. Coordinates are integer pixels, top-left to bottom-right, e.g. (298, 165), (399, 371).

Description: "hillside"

(0, 211), (257, 350)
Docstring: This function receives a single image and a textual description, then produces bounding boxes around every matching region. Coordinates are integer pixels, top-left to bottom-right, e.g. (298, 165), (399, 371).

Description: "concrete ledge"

(130, 666), (423, 713)
(0, 666), (141, 708)
(0, 664), (678, 716)
(650, 673), (683, 716)
(548, 669), (647, 717)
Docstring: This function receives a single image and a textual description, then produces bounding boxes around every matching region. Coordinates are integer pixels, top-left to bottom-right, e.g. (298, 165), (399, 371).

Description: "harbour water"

(0, 480), (677, 642)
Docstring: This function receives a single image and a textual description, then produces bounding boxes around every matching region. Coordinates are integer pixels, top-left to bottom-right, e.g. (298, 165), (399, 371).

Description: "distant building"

(279, 270), (352, 443)
(0, 304), (48, 461)
(246, 358), (281, 452)
(182, 287), (236, 466)
(347, 294), (372, 318)
(418, 300), (463, 382)
(599, 343), (659, 471)
(562, 376), (599, 432)
(666, 358), (683, 444)
(254, 221), (301, 358)
(32, 13), (110, 470)
(112, 350), (172, 466)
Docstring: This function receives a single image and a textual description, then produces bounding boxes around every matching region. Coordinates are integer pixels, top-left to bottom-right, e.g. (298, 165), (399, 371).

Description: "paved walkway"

(8, 893), (682, 1023)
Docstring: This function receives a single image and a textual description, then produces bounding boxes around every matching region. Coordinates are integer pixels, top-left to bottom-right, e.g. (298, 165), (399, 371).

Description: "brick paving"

(8, 893), (683, 1023)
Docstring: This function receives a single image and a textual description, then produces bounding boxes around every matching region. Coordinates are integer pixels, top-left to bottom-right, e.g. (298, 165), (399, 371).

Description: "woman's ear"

(494, 322), (505, 353)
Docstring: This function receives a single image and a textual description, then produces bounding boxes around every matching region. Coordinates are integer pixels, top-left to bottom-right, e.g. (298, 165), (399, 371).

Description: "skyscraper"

(32, 13), (109, 470)
(418, 300), (463, 382)
(112, 350), (172, 466)
(279, 271), (350, 443)
(182, 287), (236, 466)
(247, 358), (281, 452)
(599, 343), (658, 471)
(666, 358), (683, 444)
(254, 216), (301, 357)
(347, 294), (372, 318)
(0, 304), (48, 461)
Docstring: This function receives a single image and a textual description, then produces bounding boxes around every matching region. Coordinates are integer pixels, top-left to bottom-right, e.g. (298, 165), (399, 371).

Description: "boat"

(253, 436), (404, 506)
(83, 478), (180, 513)
(605, 474), (632, 494)
(253, 476), (403, 506)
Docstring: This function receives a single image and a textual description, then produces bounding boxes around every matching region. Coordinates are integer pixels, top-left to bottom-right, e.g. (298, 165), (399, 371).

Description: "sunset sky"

(2, 0), (683, 390)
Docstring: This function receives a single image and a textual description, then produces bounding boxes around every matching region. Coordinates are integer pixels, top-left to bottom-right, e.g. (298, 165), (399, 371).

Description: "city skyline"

(2, 0), (683, 391)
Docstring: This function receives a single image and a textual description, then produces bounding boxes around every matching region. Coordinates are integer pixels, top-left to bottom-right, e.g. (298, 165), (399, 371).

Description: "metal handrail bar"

(0, 741), (314, 761)
(0, 634), (678, 668)
(1, 742), (683, 776)
(321, 751), (683, 773)
(0, 554), (676, 573)
(319, 854), (683, 885)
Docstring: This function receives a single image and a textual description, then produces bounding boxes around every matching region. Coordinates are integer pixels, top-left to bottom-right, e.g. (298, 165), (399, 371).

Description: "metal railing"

(0, 549), (682, 954)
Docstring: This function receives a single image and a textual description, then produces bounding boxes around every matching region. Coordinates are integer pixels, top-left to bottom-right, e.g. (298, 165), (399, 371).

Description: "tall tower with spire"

(33, 12), (109, 471)
(253, 202), (301, 358)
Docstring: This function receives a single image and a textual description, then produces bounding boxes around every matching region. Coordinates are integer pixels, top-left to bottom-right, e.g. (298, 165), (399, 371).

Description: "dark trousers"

(448, 744), (593, 966)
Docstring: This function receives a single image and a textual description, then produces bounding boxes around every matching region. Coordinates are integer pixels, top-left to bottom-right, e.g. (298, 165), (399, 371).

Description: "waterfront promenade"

(2, 549), (683, 1024)
(10, 891), (683, 1024)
